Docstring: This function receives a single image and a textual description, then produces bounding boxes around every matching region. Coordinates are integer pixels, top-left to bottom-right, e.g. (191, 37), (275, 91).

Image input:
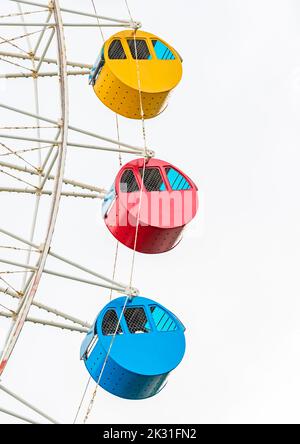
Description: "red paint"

(104, 158), (199, 254)
(0, 359), (7, 376)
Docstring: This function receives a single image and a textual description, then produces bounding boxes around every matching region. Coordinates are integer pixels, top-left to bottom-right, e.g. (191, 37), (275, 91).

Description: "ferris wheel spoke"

(0, 257), (129, 293)
(0, 9), (49, 19)
(0, 275), (20, 295)
(0, 51), (92, 69)
(0, 285), (92, 329)
(0, 160), (107, 194)
(0, 135), (149, 157)
(10, 0), (141, 28)
(0, 29), (44, 48)
(0, 311), (88, 334)
(0, 384), (59, 424)
(0, 56), (33, 72)
(0, 141), (40, 171)
(0, 22), (136, 28)
(0, 168), (39, 189)
(0, 32), (35, 55)
(0, 102), (152, 154)
(0, 227), (138, 295)
(0, 406), (40, 425)
(35, 26), (55, 73)
(0, 70), (90, 78)
(0, 187), (103, 198)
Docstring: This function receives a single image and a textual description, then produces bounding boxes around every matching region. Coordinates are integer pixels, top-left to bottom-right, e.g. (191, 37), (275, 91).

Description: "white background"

(1, 0), (300, 424)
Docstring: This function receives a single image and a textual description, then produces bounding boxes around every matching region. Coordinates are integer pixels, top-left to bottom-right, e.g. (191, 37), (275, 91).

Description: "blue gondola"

(80, 296), (186, 400)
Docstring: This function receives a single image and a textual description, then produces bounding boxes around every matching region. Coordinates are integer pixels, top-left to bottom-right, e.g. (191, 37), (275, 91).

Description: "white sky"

(1, 0), (300, 424)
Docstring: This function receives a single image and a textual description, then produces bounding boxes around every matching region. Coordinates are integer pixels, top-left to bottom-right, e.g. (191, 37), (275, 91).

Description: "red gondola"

(102, 158), (198, 254)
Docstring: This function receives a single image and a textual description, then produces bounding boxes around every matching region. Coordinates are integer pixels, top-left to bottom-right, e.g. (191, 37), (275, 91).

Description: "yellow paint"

(92, 30), (183, 119)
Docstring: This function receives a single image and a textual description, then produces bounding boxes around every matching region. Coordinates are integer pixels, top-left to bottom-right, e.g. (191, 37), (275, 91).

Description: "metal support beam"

(0, 0), (69, 378)
(0, 52), (91, 70)
(0, 286), (91, 329)
(0, 70), (90, 79)
(0, 102), (151, 154)
(0, 228), (137, 295)
(0, 406), (39, 424)
(0, 188), (103, 199)
(0, 132), (149, 155)
(9, 0), (141, 27)
(36, 27), (55, 72)
(6, 53), (90, 69)
(34, 9), (52, 55)
(0, 22), (133, 28)
(0, 160), (107, 194)
(0, 312), (88, 334)
(0, 384), (59, 424)
(0, 257), (126, 293)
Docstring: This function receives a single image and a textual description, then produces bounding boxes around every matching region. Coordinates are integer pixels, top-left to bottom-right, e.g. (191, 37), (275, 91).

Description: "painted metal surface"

(81, 296), (186, 400)
(103, 158), (199, 254)
(91, 30), (183, 119)
(0, 0), (68, 376)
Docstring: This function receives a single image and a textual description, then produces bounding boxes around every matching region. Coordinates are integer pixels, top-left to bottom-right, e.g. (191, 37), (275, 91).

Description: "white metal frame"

(0, 0), (144, 424)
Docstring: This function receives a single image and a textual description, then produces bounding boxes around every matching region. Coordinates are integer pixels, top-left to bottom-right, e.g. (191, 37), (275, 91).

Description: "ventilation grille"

(120, 170), (140, 193)
(108, 40), (127, 59)
(102, 310), (123, 336)
(124, 308), (150, 334)
(127, 39), (151, 60)
(140, 168), (165, 192)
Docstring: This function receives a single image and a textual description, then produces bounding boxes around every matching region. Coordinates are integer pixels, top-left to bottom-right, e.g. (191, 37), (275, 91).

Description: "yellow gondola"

(89, 30), (183, 119)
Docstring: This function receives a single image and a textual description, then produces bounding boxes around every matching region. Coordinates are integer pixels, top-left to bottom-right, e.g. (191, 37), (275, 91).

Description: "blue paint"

(102, 183), (116, 218)
(89, 46), (105, 85)
(166, 168), (191, 191)
(152, 40), (175, 60)
(159, 182), (167, 191)
(81, 296), (186, 400)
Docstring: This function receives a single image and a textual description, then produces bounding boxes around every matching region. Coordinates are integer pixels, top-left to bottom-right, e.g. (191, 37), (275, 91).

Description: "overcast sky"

(1, 0), (300, 424)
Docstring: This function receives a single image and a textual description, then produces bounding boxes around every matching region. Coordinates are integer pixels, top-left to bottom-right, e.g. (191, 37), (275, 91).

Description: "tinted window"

(140, 168), (166, 192)
(152, 40), (175, 60)
(150, 306), (177, 332)
(165, 168), (191, 190)
(108, 40), (127, 59)
(102, 310), (123, 335)
(124, 308), (151, 334)
(127, 39), (151, 60)
(120, 170), (140, 193)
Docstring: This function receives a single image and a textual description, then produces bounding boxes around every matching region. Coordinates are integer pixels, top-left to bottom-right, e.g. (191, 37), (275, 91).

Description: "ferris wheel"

(0, 0), (198, 424)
